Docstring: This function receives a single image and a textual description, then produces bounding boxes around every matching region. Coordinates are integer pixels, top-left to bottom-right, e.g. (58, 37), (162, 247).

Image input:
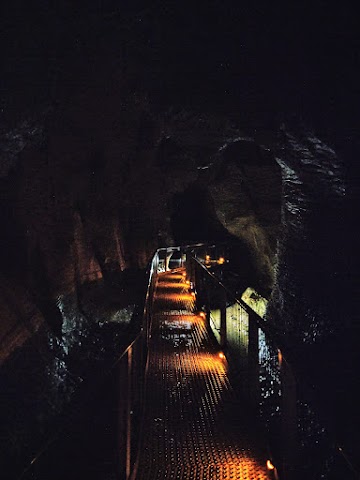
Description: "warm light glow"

(217, 256), (225, 265)
(159, 272), (183, 281)
(191, 292), (196, 297)
(181, 353), (227, 375)
(156, 293), (195, 302)
(186, 280), (190, 285)
(199, 311), (206, 319)
(277, 349), (283, 366)
(158, 282), (188, 289)
(267, 460), (275, 470)
(218, 352), (225, 359)
(205, 254), (210, 264)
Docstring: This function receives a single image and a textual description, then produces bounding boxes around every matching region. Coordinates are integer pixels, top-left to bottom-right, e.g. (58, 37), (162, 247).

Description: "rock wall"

(0, 2), (353, 476)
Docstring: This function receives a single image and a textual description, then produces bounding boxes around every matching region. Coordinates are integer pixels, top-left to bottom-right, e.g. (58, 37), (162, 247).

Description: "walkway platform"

(135, 269), (270, 480)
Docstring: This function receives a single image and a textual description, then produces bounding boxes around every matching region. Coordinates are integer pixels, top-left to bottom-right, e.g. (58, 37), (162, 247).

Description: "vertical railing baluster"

(125, 347), (132, 480)
(185, 253), (193, 284)
(117, 355), (128, 479)
(280, 355), (298, 480)
(191, 256), (196, 288)
(248, 313), (260, 408)
(204, 275), (211, 329)
(220, 289), (227, 349)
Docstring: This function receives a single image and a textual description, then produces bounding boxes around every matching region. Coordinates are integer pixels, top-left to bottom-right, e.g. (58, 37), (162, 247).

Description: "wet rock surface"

(0, 272), (144, 478)
(0, 2), (354, 477)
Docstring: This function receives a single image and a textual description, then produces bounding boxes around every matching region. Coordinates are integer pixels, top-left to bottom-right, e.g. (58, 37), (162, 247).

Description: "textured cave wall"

(0, 61), (284, 471)
(208, 139), (282, 293)
(268, 131), (347, 348)
(1, 49), (353, 473)
(264, 129), (352, 457)
(0, 5), (353, 473)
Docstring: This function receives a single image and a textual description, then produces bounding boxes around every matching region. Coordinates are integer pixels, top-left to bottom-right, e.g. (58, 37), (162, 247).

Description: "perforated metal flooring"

(135, 270), (270, 480)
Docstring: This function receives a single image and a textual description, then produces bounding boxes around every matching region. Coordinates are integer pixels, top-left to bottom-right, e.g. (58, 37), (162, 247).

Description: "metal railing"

(184, 247), (358, 480)
(15, 244), (357, 480)
(15, 251), (162, 480)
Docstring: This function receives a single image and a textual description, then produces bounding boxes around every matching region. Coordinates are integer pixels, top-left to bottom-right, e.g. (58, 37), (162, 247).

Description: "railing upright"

(184, 249), (358, 480)
(248, 311), (260, 408)
(219, 289), (227, 350)
(279, 355), (298, 480)
(136, 246), (358, 480)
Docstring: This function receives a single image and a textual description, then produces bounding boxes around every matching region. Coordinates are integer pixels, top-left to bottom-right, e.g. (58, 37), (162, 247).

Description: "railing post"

(220, 289), (227, 349)
(186, 255), (195, 286)
(203, 275), (211, 329)
(191, 257), (196, 288)
(185, 253), (191, 281)
(117, 356), (128, 479)
(248, 313), (259, 408)
(117, 346), (133, 480)
(180, 248), (186, 268)
(126, 346), (132, 480)
(194, 263), (206, 310)
(280, 355), (298, 480)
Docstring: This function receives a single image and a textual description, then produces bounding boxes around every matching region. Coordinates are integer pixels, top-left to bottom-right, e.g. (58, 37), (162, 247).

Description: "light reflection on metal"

(161, 314), (204, 330)
(136, 265), (270, 480)
(181, 352), (228, 375)
(157, 281), (189, 289)
(156, 293), (195, 302)
(267, 459), (275, 470)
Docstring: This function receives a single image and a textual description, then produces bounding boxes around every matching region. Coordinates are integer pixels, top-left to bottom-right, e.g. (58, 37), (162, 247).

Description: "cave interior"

(0, 1), (355, 479)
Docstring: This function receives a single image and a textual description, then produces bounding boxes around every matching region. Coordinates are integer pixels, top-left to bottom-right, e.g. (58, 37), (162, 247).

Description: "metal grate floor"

(135, 270), (270, 479)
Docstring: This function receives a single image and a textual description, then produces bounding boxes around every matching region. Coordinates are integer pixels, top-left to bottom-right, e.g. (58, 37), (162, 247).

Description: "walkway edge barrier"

(185, 249), (358, 480)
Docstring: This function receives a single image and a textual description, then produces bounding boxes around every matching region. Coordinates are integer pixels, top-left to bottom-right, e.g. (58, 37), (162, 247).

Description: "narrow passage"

(135, 269), (270, 480)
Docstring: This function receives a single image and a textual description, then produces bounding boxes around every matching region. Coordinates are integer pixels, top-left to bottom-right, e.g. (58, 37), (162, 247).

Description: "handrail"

(185, 247), (358, 480)
(14, 243), (358, 480)
(16, 250), (158, 480)
(190, 255), (279, 344)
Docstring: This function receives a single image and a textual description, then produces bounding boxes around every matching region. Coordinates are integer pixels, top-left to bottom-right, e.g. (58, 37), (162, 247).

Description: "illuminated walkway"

(135, 269), (270, 480)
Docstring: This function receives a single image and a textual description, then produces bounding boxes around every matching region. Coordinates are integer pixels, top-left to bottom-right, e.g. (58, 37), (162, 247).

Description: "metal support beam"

(126, 346), (133, 480)
(280, 355), (298, 480)
(220, 290), (227, 349)
(248, 314), (259, 407)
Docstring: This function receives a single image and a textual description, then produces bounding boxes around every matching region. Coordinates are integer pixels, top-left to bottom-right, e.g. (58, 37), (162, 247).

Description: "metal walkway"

(135, 269), (270, 480)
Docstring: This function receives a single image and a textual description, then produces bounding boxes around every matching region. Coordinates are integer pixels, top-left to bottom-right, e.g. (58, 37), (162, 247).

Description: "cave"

(0, 2), (354, 480)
